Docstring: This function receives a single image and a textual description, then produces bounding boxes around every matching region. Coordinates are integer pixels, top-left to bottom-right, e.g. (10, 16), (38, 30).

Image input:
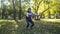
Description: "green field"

(0, 20), (60, 34)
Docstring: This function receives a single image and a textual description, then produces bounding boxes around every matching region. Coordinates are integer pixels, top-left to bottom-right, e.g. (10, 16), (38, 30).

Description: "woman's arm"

(32, 12), (38, 16)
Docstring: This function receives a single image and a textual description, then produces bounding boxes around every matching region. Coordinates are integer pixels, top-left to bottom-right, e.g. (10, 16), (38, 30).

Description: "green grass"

(0, 20), (60, 34)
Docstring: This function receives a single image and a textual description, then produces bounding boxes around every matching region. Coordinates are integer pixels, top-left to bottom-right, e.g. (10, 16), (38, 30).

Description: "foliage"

(0, 0), (60, 19)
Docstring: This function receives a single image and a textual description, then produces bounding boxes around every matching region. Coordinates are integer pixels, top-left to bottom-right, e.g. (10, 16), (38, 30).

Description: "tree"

(1, 0), (7, 19)
(32, 0), (60, 19)
(32, 0), (43, 20)
(18, 0), (22, 20)
(12, 0), (16, 20)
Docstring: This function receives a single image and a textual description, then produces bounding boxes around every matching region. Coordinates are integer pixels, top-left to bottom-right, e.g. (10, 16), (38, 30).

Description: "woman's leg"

(26, 20), (29, 28)
(30, 20), (34, 29)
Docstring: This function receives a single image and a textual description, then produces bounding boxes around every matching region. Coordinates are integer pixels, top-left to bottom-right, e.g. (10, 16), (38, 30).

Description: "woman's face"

(28, 8), (31, 12)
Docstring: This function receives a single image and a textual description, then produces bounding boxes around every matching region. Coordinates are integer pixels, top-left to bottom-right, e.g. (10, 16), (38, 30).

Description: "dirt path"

(41, 19), (60, 22)
(0, 19), (60, 22)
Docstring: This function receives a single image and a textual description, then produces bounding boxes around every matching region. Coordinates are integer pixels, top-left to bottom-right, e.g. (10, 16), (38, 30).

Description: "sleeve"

(32, 12), (38, 16)
(26, 12), (28, 17)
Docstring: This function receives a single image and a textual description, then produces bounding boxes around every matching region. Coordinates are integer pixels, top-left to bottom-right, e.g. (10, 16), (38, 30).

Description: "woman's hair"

(27, 8), (31, 12)
(28, 8), (31, 10)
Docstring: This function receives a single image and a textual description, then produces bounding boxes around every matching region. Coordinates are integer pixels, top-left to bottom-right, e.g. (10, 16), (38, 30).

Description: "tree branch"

(36, 0), (43, 12)
(40, 3), (60, 16)
(32, 0), (43, 13)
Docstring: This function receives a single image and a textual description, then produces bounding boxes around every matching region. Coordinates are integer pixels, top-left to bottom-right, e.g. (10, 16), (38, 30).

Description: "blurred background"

(0, 0), (60, 20)
(0, 0), (60, 34)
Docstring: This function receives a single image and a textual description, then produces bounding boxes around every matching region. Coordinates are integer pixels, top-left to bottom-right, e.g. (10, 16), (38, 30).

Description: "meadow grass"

(0, 20), (60, 34)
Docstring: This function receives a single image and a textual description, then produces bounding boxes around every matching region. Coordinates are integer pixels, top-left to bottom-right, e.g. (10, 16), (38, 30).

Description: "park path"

(41, 19), (60, 22)
(0, 19), (60, 22)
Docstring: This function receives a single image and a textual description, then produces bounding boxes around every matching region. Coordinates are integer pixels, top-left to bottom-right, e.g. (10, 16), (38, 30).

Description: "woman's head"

(28, 8), (31, 12)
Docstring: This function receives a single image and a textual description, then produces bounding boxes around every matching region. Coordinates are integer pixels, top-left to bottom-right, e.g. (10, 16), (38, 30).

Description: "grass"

(0, 19), (60, 34)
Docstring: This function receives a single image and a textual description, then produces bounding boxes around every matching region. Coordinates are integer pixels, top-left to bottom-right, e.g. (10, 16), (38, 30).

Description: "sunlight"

(15, 25), (19, 28)
(29, 0), (34, 7)
(3, 1), (10, 6)
(0, 0), (1, 8)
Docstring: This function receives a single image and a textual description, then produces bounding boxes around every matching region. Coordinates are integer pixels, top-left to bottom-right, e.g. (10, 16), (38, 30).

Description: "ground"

(0, 19), (60, 34)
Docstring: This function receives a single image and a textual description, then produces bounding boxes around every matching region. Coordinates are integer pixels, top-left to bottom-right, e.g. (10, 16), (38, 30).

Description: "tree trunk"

(18, 10), (22, 20)
(18, 0), (22, 20)
(12, 0), (16, 20)
(2, 9), (5, 19)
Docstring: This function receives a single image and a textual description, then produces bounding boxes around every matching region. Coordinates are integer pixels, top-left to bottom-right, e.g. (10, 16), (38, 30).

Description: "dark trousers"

(26, 17), (34, 28)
